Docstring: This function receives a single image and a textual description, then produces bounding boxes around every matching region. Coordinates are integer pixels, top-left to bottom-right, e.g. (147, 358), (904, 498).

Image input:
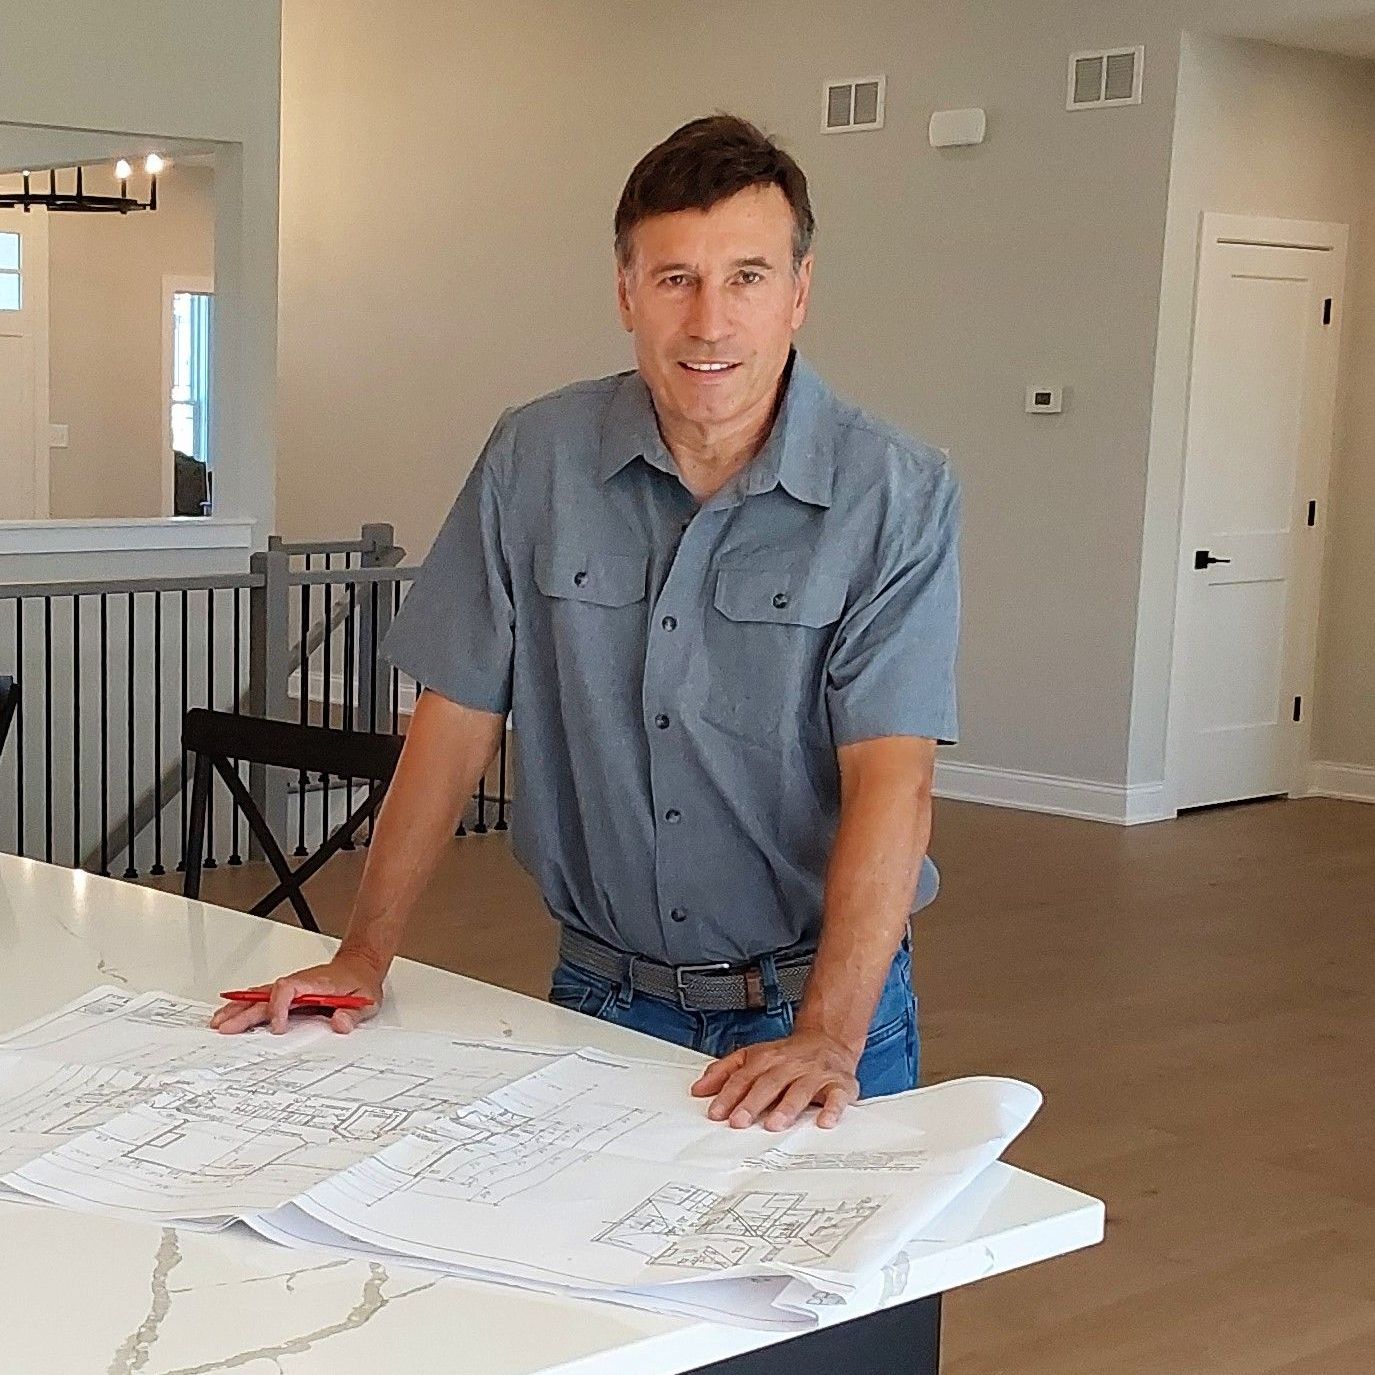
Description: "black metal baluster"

(177, 589), (188, 871)
(71, 596), (81, 867)
(229, 586), (243, 865)
(13, 601), (24, 856)
(43, 597), (53, 863)
(295, 580), (309, 856)
(99, 593), (109, 876)
(390, 582), (401, 734)
(366, 581), (379, 845)
(204, 588), (217, 870)
(122, 592), (138, 878)
(320, 577), (333, 849)
(495, 728), (509, 832)
(151, 593), (165, 876)
(473, 770), (488, 835)
(342, 580), (356, 849)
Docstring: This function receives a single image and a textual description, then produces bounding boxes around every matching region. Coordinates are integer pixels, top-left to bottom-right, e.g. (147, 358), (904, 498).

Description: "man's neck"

(656, 378), (786, 504)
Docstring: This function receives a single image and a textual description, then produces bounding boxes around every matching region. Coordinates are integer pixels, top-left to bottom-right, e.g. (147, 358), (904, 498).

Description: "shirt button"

(664, 808), (681, 823)
(661, 615), (677, 631)
(573, 571), (588, 587)
(670, 906), (688, 923)
(654, 713), (670, 730)
(772, 591), (790, 609)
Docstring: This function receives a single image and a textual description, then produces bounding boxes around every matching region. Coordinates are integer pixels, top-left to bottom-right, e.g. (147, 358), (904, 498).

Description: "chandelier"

(0, 156), (164, 213)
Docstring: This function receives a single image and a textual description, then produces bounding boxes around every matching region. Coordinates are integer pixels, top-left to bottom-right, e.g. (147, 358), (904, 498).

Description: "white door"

(1167, 214), (1346, 812)
(0, 207), (50, 518)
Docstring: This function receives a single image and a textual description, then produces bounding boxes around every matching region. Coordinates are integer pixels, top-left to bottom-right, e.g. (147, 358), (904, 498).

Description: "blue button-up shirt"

(383, 352), (960, 965)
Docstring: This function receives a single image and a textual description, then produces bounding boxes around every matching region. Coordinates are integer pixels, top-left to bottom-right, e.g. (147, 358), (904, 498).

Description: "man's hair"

(614, 114), (815, 272)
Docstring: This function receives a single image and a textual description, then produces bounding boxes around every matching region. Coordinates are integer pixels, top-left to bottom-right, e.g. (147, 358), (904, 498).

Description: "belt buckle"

(673, 960), (731, 1011)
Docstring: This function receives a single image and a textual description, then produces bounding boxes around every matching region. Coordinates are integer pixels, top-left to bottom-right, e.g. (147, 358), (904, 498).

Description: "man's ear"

(615, 260), (635, 333)
(791, 253), (815, 331)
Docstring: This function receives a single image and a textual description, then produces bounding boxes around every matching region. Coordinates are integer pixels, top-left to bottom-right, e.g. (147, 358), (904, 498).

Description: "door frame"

(160, 272), (214, 516)
(1163, 212), (1348, 815)
(0, 205), (51, 518)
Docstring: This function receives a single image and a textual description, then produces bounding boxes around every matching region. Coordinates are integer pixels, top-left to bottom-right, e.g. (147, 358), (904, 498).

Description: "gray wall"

(275, 0), (1375, 794)
(1132, 33), (1375, 783)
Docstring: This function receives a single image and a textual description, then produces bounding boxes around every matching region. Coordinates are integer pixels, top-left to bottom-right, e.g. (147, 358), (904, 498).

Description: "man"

(212, 115), (961, 1133)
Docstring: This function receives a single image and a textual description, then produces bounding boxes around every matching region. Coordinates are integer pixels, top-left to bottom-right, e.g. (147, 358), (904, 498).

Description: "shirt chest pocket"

(533, 543), (650, 701)
(534, 544), (649, 608)
(704, 567), (847, 742)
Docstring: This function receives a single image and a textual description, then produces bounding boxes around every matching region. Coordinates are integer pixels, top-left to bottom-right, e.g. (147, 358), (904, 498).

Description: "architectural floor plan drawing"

(352, 1083), (663, 1208)
(742, 1145), (932, 1173)
(0, 986), (1045, 1329)
(0, 1057), (164, 1175)
(9, 1076), (430, 1221)
(0, 988), (562, 1221)
(0, 984), (328, 1078)
(599, 1185), (884, 1271)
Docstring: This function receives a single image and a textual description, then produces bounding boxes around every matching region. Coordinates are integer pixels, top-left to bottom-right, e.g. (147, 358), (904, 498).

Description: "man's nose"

(685, 284), (730, 343)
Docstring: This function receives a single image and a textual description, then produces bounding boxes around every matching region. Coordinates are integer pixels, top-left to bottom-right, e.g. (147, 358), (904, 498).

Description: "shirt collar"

(598, 349), (834, 509)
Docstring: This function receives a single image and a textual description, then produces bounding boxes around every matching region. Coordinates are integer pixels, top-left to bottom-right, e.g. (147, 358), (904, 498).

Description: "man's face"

(616, 185), (813, 438)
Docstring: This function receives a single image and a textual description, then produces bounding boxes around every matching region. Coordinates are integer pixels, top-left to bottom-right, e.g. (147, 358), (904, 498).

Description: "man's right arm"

(209, 689), (505, 1035)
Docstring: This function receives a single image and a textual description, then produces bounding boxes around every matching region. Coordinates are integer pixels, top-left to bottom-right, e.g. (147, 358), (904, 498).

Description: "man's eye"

(663, 275), (691, 288)
(738, 271), (764, 285)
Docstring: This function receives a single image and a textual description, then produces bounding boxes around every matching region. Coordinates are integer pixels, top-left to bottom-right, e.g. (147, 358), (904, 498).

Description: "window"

(0, 231), (20, 311)
(170, 290), (212, 464)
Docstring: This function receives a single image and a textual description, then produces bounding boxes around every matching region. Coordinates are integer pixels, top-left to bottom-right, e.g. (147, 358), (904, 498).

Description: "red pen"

(219, 990), (374, 1009)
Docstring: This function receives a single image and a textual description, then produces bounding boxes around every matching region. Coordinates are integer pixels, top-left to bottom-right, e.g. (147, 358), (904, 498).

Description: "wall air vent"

(823, 76), (885, 133)
(1067, 46), (1143, 110)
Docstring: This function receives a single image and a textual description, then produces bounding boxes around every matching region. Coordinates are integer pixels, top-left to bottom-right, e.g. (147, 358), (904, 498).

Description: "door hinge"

(1307, 499), (1317, 527)
(1293, 696), (1303, 722)
(1322, 297), (1333, 325)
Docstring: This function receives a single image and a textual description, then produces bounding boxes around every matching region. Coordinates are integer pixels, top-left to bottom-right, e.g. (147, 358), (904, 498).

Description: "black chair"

(0, 676), (17, 761)
(182, 708), (404, 933)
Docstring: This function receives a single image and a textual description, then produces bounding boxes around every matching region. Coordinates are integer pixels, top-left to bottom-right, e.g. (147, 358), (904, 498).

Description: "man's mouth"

(678, 360), (740, 376)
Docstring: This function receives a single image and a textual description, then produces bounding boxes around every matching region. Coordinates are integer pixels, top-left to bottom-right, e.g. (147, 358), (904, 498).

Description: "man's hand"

(208, 951), (385, 1036)
(690, 1029), (860, 1131)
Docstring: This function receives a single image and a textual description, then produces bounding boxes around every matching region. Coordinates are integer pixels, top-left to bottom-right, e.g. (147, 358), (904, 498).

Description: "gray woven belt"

(558, 926), (813, 1013)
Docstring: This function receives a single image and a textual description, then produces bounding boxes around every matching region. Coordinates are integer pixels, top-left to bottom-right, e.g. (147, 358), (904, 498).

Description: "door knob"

(1194, 550), (1232, 569)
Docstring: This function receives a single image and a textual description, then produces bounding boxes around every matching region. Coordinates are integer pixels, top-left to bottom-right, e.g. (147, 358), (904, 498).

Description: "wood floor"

(168, 795), (1375, 1375)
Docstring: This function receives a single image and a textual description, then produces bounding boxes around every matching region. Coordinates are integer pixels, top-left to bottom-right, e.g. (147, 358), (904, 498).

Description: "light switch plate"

(48, 423), (69, 448)
(1026, 386), (1064, 414)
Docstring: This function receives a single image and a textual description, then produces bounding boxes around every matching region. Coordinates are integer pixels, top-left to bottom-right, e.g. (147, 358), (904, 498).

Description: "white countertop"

(0, 854), (1104, 1374)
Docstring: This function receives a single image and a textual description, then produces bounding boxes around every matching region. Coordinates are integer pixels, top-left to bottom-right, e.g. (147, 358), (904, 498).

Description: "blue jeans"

(548, 940), (918, 1098)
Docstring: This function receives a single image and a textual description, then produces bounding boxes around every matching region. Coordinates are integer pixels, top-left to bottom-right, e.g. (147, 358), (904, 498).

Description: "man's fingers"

(331, 1007), (361, 1034)
(816, 1083), (857, 1129)
(267, 978), (301, 1034)
(692, 1049), (746, 1098)
(705, 1062), (761, 1122)
(211, 1000), (271, 1035)
(727, 1067), (795, 1129)
(764, 1077), (831, 1132)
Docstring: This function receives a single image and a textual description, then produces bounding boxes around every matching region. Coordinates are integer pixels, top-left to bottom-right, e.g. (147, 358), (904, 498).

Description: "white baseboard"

(934, 760), (1170, 826)
(1307, 761), (1375, 803)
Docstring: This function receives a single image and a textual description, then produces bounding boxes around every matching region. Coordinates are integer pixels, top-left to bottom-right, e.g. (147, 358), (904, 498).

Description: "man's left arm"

(692, 452), (961, 1130)
(691, 735), (935, 1129)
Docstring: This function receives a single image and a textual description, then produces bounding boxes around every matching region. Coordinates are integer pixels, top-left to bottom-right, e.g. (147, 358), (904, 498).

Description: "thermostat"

(1026, 386), (1064, 414)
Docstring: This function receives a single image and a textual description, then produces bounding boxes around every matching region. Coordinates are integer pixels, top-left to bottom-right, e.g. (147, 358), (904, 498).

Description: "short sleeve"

(825, 460), (961, 746)
(380, 412), (516, 715)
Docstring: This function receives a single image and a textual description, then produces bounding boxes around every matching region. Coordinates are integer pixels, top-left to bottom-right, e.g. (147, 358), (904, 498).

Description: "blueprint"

(0, 987), (562, 1222)
(0, 987), (1042, 1329)
(281, 1049), (1042, 1294)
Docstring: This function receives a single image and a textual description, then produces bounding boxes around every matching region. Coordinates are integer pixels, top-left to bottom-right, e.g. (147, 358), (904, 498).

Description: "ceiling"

(0, 124), (218, 177)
